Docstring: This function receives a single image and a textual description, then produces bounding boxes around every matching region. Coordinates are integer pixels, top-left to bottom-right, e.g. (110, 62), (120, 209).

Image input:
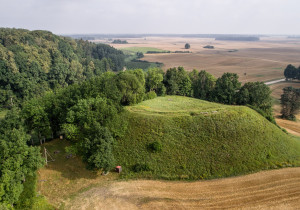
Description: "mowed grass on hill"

(114, 96), (300, 180)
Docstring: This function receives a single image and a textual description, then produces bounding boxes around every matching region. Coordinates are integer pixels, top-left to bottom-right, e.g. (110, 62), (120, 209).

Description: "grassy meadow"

(37, 139), (119, 208)
(114, 96), (300, 180)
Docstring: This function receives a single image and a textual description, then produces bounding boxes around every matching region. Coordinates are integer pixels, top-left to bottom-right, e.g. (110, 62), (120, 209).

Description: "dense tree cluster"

(0, 28), (125, 109)
(284, 64), (300, 80)
(0, 108), (44, 207)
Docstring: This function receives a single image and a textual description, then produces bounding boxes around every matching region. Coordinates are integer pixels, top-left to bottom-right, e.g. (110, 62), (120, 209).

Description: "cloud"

(0, 0), (299, 34)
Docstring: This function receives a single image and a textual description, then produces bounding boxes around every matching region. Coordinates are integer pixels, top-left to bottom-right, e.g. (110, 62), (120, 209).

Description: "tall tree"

(284, 64), (298, 80)
(0, 128), (44, 205)
(146, 68), (164, 95)
(237, 82), (273, 112)
(164, 67), (192, 96)
(190, 70), (216, 100)
(115, 70), (145, 105)
(280, 87), (300, 120)
(212, 73), (241, 104)
(185, 43), (190, 49)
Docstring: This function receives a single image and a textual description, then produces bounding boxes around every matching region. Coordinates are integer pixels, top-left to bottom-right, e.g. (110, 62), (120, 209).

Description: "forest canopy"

(0, 28), (125, 109)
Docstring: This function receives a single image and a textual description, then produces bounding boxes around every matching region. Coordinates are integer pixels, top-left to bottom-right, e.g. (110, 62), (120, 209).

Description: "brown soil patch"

(65, 167), (300, 210)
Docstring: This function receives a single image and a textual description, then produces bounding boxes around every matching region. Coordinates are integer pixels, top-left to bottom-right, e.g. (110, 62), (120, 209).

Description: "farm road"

(265, 78), (286, 85)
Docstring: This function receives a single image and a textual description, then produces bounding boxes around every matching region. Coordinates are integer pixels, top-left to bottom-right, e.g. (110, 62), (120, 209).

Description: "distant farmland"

(110, 36), (300, 83)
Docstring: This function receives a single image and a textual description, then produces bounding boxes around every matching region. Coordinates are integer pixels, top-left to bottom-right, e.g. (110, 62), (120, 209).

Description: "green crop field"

(121, 47), (169, 54)
(115, 96), (300, 180)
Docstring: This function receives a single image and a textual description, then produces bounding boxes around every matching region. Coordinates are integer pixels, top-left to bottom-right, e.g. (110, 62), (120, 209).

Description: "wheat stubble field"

(65, 168), (300, 210)
(109, 36), (300, 83)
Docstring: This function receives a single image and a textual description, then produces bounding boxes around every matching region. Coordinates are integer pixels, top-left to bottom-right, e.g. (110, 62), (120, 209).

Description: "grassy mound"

(114, 96), (300, 180)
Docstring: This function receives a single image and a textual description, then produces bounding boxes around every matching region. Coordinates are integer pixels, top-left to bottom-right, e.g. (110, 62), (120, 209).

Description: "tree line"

(0, 28), (125, 109)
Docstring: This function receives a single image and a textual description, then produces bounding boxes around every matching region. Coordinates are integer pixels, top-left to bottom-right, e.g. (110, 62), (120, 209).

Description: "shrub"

(132, 163), (151, 172)
(144, 91), (157, 101)
(147, 141), (162, 153)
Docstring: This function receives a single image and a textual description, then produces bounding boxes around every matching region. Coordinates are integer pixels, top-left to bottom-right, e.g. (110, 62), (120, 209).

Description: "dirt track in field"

(65, 168), (300, 210)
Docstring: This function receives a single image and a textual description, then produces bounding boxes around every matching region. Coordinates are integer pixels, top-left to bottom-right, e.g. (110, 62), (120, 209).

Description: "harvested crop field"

(107, 36), (300, 83)
(65, 167), (300, 209)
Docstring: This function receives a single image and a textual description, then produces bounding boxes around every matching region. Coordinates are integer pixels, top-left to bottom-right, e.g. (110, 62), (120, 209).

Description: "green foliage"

(144, 91), (157, 101)
(237, 82), (273, 120)
(189, 70), (216, 100)
(147, 141), (162, 153)
(280, 87), (300, 120)
(164, 67), (192, 96)
(0, 28), (125, 108)
(115, 70), (145, 105)
(212, 73), (241, 104)
(132, 163), (151, 172)
(184, 43), (190, 49)
(15, 174), (53, 210)
(284, 64), (300, 80)
(146, 68), (164, 94)
(112, 39), (128, 44)
(121, 47), (168, 54)
(246, 105), (276, 125)
(82, 123), (115, 171)
(115, 96), (300, 180)
(22, 98), (51, 142)
(0, 128), (44, 205)
(136, 52), (144, 59)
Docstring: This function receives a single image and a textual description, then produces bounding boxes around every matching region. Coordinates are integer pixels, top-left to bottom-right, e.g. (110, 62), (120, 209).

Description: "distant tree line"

(203, 45), (214, 49)
(0, 28), (125, 109)
(215, 36), (259, 41)
(112, 39), (128, 44)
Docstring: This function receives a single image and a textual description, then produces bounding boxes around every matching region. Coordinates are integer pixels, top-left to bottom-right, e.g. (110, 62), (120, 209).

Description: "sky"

(0, 0), (300, 35)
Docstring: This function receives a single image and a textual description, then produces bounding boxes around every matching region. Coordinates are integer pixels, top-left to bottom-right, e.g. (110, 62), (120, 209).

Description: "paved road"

(264, 78), (286, 85)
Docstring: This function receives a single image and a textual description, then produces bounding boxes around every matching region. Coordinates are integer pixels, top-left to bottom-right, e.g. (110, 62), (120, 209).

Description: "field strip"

(65, 167), (300, 209)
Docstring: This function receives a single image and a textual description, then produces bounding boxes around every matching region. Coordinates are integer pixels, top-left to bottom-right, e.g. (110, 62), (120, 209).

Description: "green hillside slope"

(115, 96), (300, 180)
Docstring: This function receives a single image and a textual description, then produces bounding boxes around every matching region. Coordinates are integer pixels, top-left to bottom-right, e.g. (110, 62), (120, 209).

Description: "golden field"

(107, 36), (300, 83)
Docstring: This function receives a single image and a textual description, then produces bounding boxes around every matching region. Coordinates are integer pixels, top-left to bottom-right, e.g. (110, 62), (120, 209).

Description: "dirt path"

(65, 168), (300, 210)
(265, 78), (286, 85)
